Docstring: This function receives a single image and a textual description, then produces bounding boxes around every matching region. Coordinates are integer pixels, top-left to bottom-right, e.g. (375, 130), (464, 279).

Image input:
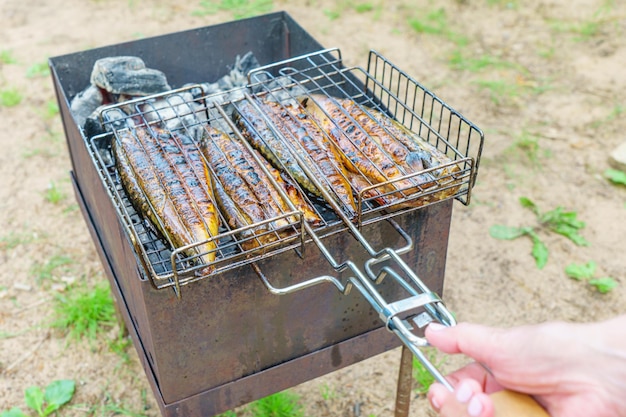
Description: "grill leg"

(394, 345), (413, 417)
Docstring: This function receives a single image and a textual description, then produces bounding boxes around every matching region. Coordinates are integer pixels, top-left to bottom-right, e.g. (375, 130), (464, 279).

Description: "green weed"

(449, 50), (526, 73)
(0, 380), (75, 417)
(486, 0), (518, 8)
(29, 254), (73, 286)
(408, 8), (467, 46)
(0, 231), (36, 250)
(0, 88), (23, 107)
(0, 49), (17, 64)
(605, 169), (626, 186)
(319, 384), (336, 401)
(74, 391), (148, 417)
(323, 1), (381, 20)
(413, 347), (444, 394)
(108, 330), (132, 362)
(51, 280), (117, 344)
(249, 391), (304, 417)
(490, 197), (588, 269)
(37, 101), (59, 120)
(43, 181), (66, 204)
(323, 8), (341, 20)
(474, 79), (521, 105)
(192, 0), (273, 19)
(565, 261), (618, 294)
(504, 130), (550, 167)
(26, 62), (50, 78)
(548, 2), (618, 42)
(354, 2), (375, 13)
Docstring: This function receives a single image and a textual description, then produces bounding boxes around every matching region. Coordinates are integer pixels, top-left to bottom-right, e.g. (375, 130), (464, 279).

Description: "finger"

(446, 362), (504, 393)
(430, 379), (494, 417)
(425, 322), (506, 364)
(428, 382), (450, 412)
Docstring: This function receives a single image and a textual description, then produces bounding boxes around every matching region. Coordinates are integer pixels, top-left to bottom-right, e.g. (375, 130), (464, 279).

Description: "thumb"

(425, 322), (506, 365)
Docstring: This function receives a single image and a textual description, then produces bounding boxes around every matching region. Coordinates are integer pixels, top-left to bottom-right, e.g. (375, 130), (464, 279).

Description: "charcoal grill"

(50, 12), (483, 417)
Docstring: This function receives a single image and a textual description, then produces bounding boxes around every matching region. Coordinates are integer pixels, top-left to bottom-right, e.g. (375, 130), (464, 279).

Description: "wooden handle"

(491, 390), (550, 417)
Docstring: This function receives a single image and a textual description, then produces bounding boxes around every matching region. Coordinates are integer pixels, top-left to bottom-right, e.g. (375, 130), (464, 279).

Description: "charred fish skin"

(233, 100), (318, 196)
(302, 95), (431, 189)
(257, 100), (358, 218)
(203, 125), (289, 231)
(300, 94), (463, 209)
(114, 126), (219, 267)
(201, 126), (322, 237)
(202, 127), (269, 228)
(371, 110), (459, 177)
(256, 150), (322, 226)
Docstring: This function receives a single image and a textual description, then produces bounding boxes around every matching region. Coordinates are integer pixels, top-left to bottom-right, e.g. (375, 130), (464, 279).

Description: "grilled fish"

(113, 126), (219, 269)
(233, 100), (317, 195)
(201, 125), (321, 249)
(301, 95), (452, 207)
(364, 106), (459, 178)
(234, 98), (357, 218)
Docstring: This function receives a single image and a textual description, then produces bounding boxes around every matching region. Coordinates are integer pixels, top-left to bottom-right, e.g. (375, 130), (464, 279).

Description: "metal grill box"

(50, 11), (481, 417)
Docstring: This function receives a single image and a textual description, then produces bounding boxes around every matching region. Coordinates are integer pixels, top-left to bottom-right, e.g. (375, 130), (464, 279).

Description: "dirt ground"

(1, 0), (625, 416)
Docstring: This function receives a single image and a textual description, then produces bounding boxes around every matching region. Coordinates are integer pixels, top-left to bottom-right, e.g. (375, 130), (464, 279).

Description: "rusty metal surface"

(51, 12), (456, 417)
(394, 345), (415, 417)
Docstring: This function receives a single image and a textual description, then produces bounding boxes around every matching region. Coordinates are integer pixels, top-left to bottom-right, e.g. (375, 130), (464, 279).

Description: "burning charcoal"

(235, 51), (260, 75)
(139, 92), (206, 141)
(90, 56), (171, 96)
(70, 84), (103, 128)
(261, 76), (307, 105)
(182, 83), (209, 99)
(84, 106), (135, 140)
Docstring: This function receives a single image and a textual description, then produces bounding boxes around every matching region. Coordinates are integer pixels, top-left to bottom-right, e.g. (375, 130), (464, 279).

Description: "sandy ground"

(1, 0), (625, 416)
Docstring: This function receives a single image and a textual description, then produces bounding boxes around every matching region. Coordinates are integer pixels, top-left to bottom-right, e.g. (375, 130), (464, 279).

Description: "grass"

(192, 0), (273, 19)
(248, 391), (304, 417)
(0, 88), (23, 107)
(449, 50), (526, 73)
(70, 391), (150, 417)
(503, 129), (550, 168)
(319, 384), (336, 401)
(29, 254), (74, 286)
(50, 280), (118, 344)
(547, 1), (622, 42)
(591, 103), (625, 128)
(474, 79), (522, 105)
(486, 0), (518, 8)
(43, 181), (66, 204)
(322, 0), (382, 20)
(26, 62), (50, 78)
(37, 101), (59, 120)
(474, 76), (550, 106)
(413, 347), (444, 395)
(0, 231), (37, 250)
(0, 49), (17, 64)
(408, 7), (468, 46)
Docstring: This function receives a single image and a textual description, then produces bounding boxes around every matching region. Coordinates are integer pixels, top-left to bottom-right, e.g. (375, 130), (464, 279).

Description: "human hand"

(424, 316), (626, 417)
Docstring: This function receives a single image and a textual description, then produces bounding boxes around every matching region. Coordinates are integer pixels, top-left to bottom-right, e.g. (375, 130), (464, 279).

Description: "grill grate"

(86, 48), (483, 292)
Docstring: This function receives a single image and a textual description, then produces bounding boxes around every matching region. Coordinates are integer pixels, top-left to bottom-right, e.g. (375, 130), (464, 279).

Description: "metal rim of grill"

(86, 48), (484, 294)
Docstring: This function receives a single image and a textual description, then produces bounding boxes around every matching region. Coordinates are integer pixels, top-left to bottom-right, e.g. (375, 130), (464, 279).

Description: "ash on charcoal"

(138, 92), (207, 142)
(85, 106), (136, 150)
(90, 56), (171, 96)
(70, 84), (103, 129)
(75, 51), (308, 140)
